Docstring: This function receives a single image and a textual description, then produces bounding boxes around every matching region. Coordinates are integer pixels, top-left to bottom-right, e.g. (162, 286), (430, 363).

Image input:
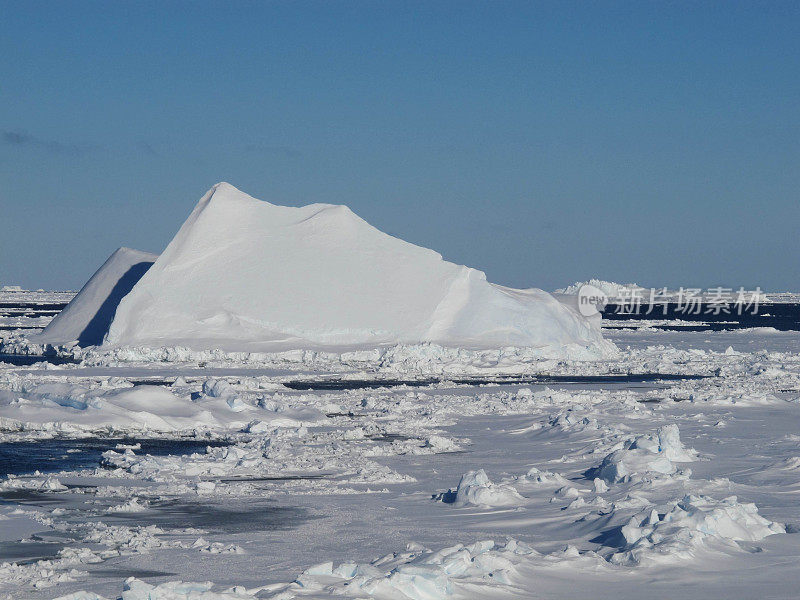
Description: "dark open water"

(602, 301), (800, 331)
(0, 438), (230, 477)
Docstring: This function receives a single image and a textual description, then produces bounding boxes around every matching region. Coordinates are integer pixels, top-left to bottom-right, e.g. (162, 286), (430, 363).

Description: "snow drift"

(50, 183), (610, 353)
(33, 247), (157, 346)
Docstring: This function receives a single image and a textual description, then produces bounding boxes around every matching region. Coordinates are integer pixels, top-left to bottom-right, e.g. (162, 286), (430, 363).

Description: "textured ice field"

(0, 328), (798, 599)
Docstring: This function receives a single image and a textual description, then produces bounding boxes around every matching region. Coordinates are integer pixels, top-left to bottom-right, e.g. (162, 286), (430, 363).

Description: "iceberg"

(45, 183), (610, 354)
(32, 247), (157, 346)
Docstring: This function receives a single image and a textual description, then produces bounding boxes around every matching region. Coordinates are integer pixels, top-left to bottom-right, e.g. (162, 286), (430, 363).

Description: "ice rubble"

(447, 469), (524, 507)
(572, 424), (784, 564)
(286, 539), (544, 600)
(588, 424), (697, 483)
(32, 248), (157, 346)
(68, 340), (613, 374)
(86, 182), (608, 353)
(0, 475), (67, 491)
(99, 426), (421, 485)
(611, 494), (785, 565)
(55, 539), (557, 600)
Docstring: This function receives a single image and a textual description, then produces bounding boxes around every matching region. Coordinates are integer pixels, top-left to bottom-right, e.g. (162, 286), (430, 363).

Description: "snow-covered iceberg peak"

(33, 247), (157, 346)
(102, 182), (611, 353)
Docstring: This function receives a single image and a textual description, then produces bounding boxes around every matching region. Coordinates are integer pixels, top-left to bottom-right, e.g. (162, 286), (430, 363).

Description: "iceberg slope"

(105, 183), (608, 352)
(33, 247), (157, 346)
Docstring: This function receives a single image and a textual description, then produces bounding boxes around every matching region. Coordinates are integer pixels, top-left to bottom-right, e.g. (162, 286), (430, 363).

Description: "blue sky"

(1, 1), (798, 291)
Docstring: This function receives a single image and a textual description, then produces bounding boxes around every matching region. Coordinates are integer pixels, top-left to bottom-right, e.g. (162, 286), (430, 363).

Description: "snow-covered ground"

(0, 324), (799, 599)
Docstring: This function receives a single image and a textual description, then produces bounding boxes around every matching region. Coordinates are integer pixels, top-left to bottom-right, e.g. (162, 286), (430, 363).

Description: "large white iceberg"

(46, 183), (609, 353)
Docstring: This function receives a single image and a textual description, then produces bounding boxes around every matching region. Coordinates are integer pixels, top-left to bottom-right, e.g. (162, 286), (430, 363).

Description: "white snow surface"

(101, 183), (608, 353)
